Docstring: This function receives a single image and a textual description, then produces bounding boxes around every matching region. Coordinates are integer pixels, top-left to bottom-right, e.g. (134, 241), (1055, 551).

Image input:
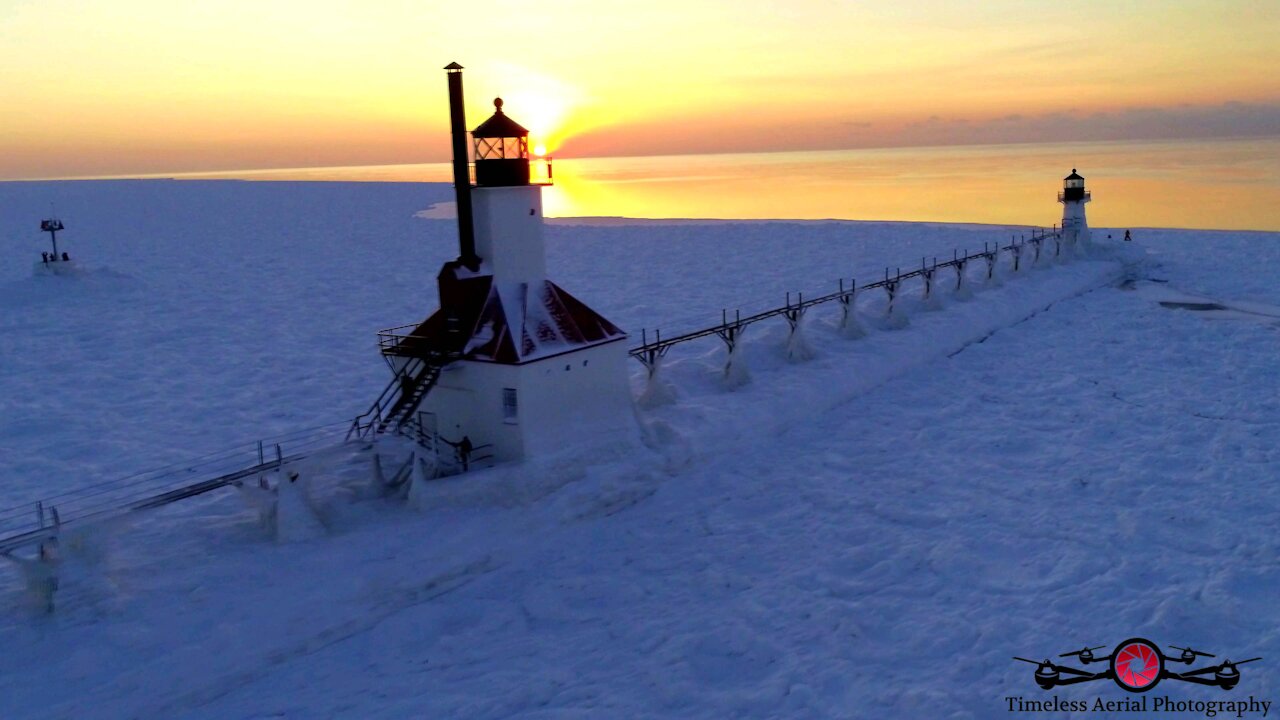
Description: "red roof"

(389, 275), (625, 364)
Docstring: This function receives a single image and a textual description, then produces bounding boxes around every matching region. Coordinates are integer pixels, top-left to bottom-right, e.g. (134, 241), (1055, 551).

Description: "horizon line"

(7, 134), (1279, 184)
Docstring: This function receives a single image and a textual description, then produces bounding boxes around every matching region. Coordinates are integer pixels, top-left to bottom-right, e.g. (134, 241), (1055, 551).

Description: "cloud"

(876, 101), (1280, 147)
(560, 99), (1280, 161)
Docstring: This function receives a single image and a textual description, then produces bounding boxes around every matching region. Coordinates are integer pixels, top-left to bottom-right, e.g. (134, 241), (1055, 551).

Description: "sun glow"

(467, 62), (587, 156)
(0, 1), (1276, 181)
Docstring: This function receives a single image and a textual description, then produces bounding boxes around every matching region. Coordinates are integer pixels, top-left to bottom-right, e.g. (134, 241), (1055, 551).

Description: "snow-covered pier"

(630, 227), (1064, 371)
(0, 223), (1085, 561)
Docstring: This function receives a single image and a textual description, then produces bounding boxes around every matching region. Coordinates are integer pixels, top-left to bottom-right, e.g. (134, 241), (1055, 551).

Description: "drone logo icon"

(1014, 638), (1261, 693)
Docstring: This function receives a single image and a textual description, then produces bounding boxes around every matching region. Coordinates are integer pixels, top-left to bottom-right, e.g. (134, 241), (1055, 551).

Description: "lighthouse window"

(502, 388), (518, 423)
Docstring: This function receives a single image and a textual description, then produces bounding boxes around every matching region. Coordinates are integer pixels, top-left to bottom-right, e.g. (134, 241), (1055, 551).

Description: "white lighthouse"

(1059, 169), (1091, 250)
(375, 63), (636, 467)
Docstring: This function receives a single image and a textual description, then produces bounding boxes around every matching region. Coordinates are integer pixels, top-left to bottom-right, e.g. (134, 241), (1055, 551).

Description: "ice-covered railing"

(629, 227), (1066, 376)
(400, 413), (496, 475)
(0, 421), (349, 555)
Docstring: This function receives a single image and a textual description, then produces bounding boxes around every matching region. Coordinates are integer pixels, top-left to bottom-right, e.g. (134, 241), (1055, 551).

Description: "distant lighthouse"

(374, 63), (636, 467)
(1059, 169), (1091, 250)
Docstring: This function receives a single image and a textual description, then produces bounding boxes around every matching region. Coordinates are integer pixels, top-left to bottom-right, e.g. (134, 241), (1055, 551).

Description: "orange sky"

(2, 0), (1277, 179)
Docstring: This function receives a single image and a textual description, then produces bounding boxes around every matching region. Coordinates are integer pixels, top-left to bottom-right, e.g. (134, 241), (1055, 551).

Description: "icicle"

(985, 247), (1003, 288)
(839, 297), (867, 339)
(723, 337), (750, 389)
(881, 276), (909, 330)
(275, 470), (324, 543)
(786, 319), (814, 361)
(952, 258), (974, 301)
(368, 441), (411, 498)
(715, 317), (749, 390)
(235, 479), (277, 533)
(406, 451), (434, 510)
(371, 448), (387, 492)
(919, 264), (944, 312)
(1030, 237), (1045, 269)
(58, 518), (114, 567)
(1010, 239), (1024, 275)
(2, 542), (59, 613)
(637, 353), (677, 408)
(784, 303), (815, 362)
(882, 306), (910, 330)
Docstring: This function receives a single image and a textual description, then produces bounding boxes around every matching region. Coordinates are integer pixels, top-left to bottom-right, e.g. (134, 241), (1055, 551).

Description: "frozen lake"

(0, 179), (1277, 719)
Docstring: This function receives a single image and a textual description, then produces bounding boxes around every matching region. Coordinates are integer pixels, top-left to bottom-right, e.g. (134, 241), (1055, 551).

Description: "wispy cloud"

(563, 100), (1280, 159)
(867, 101), (1280, 147)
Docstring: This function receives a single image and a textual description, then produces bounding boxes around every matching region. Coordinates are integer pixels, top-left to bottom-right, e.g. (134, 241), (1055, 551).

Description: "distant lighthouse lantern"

(1060, 169), (1088, 202)
(472, 98), (532, 187)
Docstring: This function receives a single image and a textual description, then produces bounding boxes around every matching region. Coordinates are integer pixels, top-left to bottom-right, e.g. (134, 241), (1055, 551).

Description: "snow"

(0, 181), (1033, 507)
(0, 180), (1278, 718)
(274, 471), (326, 543)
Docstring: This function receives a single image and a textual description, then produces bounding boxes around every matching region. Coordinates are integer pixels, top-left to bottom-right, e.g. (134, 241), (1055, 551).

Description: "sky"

(1, 0), (1278, 179)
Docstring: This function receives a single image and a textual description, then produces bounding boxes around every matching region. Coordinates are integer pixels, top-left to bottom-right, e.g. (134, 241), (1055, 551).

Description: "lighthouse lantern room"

(374, 63), (636, 467)
(471, 99), (531, 187)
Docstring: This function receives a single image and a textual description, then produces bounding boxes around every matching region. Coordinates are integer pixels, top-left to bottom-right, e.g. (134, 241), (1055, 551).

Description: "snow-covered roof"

(392, 275), (625, 364)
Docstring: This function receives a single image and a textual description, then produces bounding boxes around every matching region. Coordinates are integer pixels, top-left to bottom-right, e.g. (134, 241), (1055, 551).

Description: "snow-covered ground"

(0, 180), (1277, 718)
(0, 180), (1037, 507)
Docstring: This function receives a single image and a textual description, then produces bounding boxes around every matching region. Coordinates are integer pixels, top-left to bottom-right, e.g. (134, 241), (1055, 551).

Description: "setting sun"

(465, 61), (582, 157)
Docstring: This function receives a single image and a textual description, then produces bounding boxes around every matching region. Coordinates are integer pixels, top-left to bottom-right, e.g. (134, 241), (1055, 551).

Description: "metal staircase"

(378, 357), (447, 434)
(347, 351), (455, 441)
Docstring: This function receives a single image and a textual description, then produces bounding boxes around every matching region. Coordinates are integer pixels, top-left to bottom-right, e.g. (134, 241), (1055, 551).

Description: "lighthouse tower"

(1059, 169), (1091, 250)
(376, 63), (635, 466)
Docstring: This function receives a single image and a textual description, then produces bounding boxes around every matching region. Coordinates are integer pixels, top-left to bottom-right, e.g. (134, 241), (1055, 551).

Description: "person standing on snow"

(458, 435), (473, 472)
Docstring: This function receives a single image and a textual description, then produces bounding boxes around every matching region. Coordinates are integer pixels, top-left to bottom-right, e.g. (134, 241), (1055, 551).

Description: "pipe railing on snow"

(0, 421), (349, 555)
(630, 227), (1063, 366)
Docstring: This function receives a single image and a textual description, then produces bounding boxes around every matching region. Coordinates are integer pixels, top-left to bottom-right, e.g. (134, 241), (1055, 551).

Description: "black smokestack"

(445, 62), (478, 270)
